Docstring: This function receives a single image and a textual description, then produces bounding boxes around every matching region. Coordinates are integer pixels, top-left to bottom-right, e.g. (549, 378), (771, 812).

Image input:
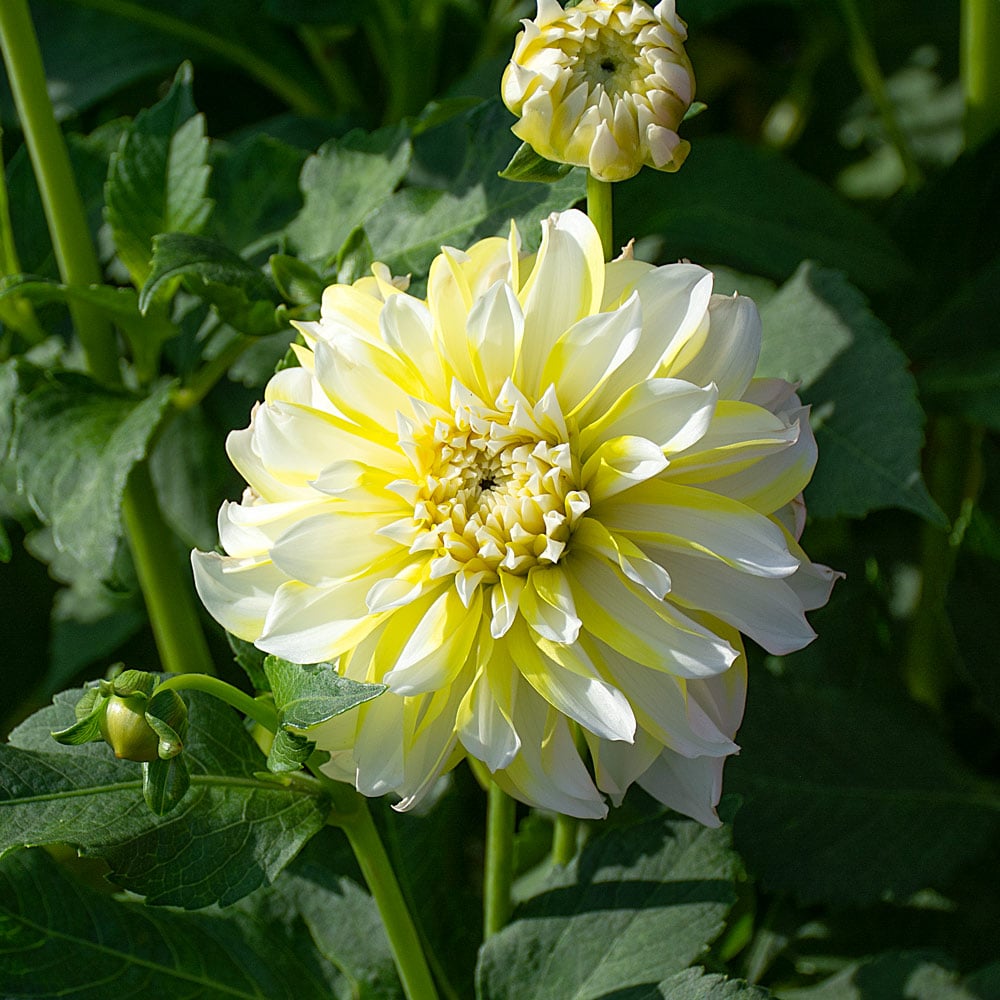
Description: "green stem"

(62, 0), (332, 117)
(837, 0), (922, 191)
(963, 0), (1000, 148)
(586, 173), (615, 261)
(121, 462), (217, 676)
(335, 798), (441, 1000)
(156, 673), (277, 731)
(484, 781), (516, 938)
(551, 813), (578, 866)
(0, 0), (119, 384)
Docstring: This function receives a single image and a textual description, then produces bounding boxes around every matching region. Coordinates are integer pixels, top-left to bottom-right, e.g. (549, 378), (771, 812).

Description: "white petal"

(638, 750), (727, 827)
(190, 550), (286, 641)
(667, 293), (761, 400)
(581, 435), (669, 503)
(578, 378), (717, 458)
(467, 280), (523, 400)
(518, 566), (581, 643)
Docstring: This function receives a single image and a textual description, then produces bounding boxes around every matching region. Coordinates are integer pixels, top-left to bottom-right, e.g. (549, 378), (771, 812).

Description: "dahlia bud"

(502, 0), (696, 182)
(52, 668), (187, 763)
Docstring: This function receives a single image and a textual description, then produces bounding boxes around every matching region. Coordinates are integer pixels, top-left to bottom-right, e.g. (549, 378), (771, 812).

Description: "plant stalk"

(963, 0), (1000, 148)
(121, 463), (217, 675)
(0, 0), (119, 384)
(586, 173), (615, 261)
(837, 0), (922, 191)
(551, 813), (578, 866)
(336, 799), (441, 1000)
(484, 781), (516, 937)
(156, 673), (277, 731)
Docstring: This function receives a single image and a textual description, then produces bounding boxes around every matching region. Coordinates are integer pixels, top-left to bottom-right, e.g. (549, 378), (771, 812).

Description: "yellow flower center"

(399, 383), (591, 585)
(580, 24), (640, 99)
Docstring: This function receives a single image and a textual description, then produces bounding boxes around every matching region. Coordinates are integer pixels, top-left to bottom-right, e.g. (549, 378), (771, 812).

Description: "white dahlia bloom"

(192, 210), (838, 826)
(502, 0), (695, 182)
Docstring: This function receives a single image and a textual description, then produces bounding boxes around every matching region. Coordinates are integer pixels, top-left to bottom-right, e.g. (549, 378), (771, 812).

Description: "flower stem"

(586, 173), (615, 261)
(121, 462), (217, 676)
(156, 673), (277, 731)
(551, 813), (578, 866)
(484, 781), (516, 937)
(335, 799), (441, 1000)
(963, 0), (1000, 148)
(0, 0), (119, 384)
(836, 0), (922, 191)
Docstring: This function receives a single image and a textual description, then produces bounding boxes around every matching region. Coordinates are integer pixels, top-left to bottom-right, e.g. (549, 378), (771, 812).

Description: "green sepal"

(142, 755), (191, 815)
(269, 253), (326, 306)
(145, 689), (188, 759)
(335, 226), (374, 284)
(105, 668), (157, 699)
(683, 100), (708, 121)
(267, 728), (316, 773)
(50, 710), (105, 747)
(498, 142), (575, 184)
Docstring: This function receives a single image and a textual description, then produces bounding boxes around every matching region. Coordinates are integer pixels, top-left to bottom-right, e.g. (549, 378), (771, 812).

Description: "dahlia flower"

(192, 210), (837, 825)
(502, 0), (695, 182)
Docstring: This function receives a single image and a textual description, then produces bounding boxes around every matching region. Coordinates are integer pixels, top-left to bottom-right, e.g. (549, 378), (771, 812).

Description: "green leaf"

(614, 969), (774, 1000)
(270, 253), (327, 306)
(0, 848), (344, 999)
(268, 728), (316, 773)
(779, 952), (999, 1000)
(11, 372), (174, 584)
(615, 137), (908, 293)
(227, 631), (271, 691)
(1, 688), (330, 908)
(476, 814), (739, 1000)
(287, 123), (412, 266)
(140, 232), (287, 335)
(757, 264), (944, 524)
(727, 672), (1000, 906)
(209, 133), (307, 257)
(274, 828), (403, 999)
(105, 63), (213, 287)
(498, 141), (575, 183)
(366, 101), (587, 281)
(264, 655), (385, 730)
(142, 755), (190, 815)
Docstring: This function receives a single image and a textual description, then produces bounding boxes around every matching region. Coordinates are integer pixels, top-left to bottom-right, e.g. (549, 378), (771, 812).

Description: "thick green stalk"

(484, 781), (516, 937)
(586, 173), (615, 261)
(963, 0), (1000, 148)
(122, 463), (216, 676)
(336, 800), (441, 1000)
(837, 0), (922, 191)
(0, 0), (118, 383)
(551, 812), (578, 866)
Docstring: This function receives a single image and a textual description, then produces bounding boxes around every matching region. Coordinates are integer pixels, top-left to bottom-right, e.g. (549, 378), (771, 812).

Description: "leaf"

(727, 672), (1000, 906)
(757, 263), (944, 524)
(11, 371), (174, 584)
(274, 828), (403, 999)
(140, 232), (287, 335)
(0, 688), (331, 908)
(366, 101), (587, 281)
(264, 655), (386, 731)
(0, 848), (344, 1000)
(209, 134), (308, 257)
(615, 137), (908, 293)
(287, 123), (412, 266)
(612, 969), (774, 1000)
(778, 951), (999, 1000)
(476, 814), (739, 1000)
(499, 141), (575, 183)
(105, 63), (213, 287)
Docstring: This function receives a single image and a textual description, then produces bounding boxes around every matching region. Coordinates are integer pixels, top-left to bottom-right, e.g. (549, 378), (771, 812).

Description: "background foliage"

(1, 0), (999, 997)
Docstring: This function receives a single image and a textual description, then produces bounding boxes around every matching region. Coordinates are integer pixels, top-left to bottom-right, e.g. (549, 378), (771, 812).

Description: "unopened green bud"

(99, 693), (161, 762)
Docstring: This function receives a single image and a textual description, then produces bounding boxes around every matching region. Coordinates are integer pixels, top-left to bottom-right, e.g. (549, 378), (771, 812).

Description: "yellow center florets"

(395, 382), (591, 591)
